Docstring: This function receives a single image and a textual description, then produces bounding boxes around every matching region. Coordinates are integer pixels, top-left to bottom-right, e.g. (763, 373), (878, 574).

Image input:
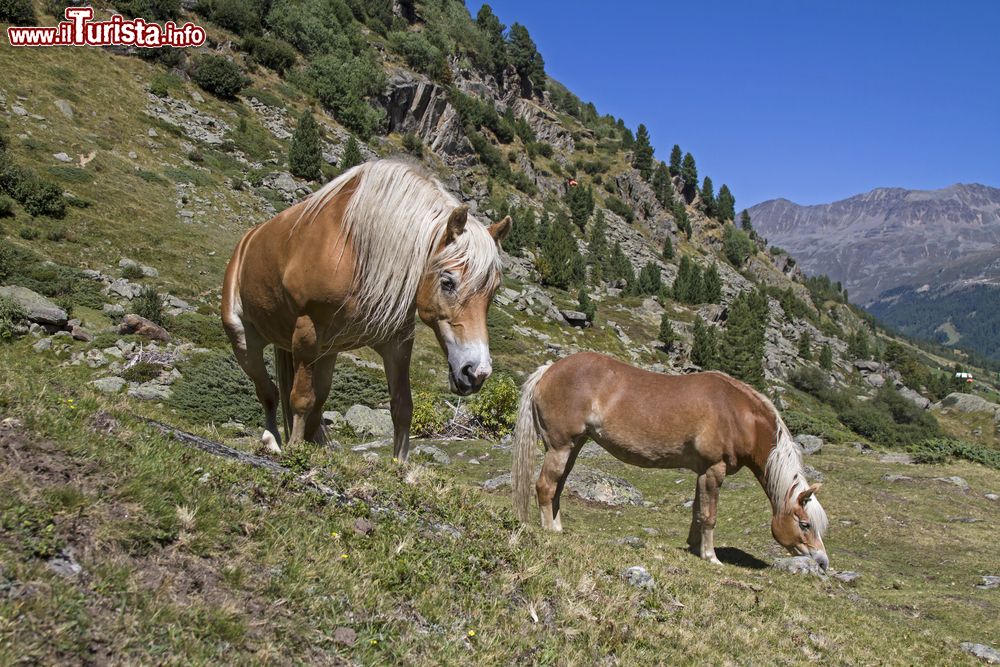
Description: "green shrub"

(0, 0), (37, 24)
(907, 437), (1000, 470)
(13, 174), (65, 218)
(0, 296), (27, 342)
(388, 30), (447, 80)
(19, 227), (38, 240)
(0, 194), (14, 217)
(241, 35), (297, 74)
(133, 286), (164, 326)
(723, 225), (755, 267)
(111, 0), (179, 20)
(526, 141), (553, 159)
(788, 366), (829, 397)
(302, 54), (386, 138)
(469, 373), (518, 437)
(204, 0), (264, 35)
(121, 361), (164, 384)
(121, 264), (145, 280)
(171, 351), (265, 428)
(411, 391), (449, 437)
(401, 131), (423, 157)
(190, 55), (248, 100)
(605, 196), (633, 223)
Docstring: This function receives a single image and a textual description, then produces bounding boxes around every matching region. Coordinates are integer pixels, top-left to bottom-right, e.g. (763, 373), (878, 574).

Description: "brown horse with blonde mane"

(512, 351), (830, 569)
(222, 160), (510, 461)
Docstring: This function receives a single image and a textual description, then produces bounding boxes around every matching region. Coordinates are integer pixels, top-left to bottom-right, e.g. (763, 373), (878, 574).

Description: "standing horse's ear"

(446, 205), (469, 243)
(488, 215), (512, 245)
(797, 483), (822, 506)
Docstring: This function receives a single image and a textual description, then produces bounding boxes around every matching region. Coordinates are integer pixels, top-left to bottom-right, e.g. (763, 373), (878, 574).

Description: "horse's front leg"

(694, 462), (727, 564)
(376, 331), (414, 462)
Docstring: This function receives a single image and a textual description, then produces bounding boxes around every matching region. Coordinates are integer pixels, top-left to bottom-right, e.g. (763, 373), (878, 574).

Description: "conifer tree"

(505, 205), (537, 257)
(536, 210), (551, 247)
(680, 152), (698, 198)
(578, 286), (596, 322)
(632, 124), (654, 180)
(798, 331), (813, 361)
(651, 162), (672, 206)
(636, 261), (663, 296)
(539, 212), (582, 289)
(702, 262), (722, 303)
(508, 23), (546, 96)
(565, 183), (594, 231)
(719, 289), (768, 389)
(475, 4), (508, 76)
(673, 201), (692, 239)
(848, 328), (871, 359)
(609, 241), (635, 285)
(659, 313), (676, 348)
(587, 210), (610, 280)
(717, 184), (735, 221)
(662, 235), (674, 260)
(819, 343), (833, 370)
(673, 255), (705, 305)
(340, 136), (362, 170)
(669, 144), (683, 176)
(289, 110), (323, 181)
(700, 176), (715, 217)
(740, 209), (753, 232)
(691, 316), (719, 369)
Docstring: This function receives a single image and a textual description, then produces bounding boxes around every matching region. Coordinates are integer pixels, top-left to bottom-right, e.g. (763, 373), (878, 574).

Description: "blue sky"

(469, 1), (1000, 208)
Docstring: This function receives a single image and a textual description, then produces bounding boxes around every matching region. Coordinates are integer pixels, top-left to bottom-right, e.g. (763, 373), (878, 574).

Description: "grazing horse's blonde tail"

(274, 348), (294, 442)
(512, 362), (553, 523)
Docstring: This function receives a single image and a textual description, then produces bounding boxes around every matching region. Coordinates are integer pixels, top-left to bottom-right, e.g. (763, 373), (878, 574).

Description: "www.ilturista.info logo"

(7, 7), (206, 47)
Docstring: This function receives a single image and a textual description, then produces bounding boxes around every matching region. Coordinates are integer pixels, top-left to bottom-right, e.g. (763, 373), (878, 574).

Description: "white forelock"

(763, 405), (829, 538)
(295, 160), (502, 339)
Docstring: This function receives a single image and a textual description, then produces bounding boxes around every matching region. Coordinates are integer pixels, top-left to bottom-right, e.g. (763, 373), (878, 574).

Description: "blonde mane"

(706, 371), (828, 537)
(296, 160), (502, 340)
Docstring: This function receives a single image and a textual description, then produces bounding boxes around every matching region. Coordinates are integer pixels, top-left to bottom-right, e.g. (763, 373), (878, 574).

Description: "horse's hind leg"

(536, 437), (583, 532)
(689, 462), (726, 564)
(226, 323), (281, 452)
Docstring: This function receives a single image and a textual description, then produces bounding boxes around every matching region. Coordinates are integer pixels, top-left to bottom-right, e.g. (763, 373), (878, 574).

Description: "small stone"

(560, 309), (590, 328)
(128, 384), (172, 401)
(985, 493), (998, 501)
(103, 303), (126, 318)
(148, 127), (158, 137)
(333, 627), (357, 647)
(53, 99), (74, 118)
(47, 550), (83, 577)
(878, 452), (914, 464)
(882, 474), (912, 483)
(190, 90), (205, 103)
(935, 476), (970, 491)
(960, 642), (1000, 664)
(833, 571), (861, 585)
(682, 499), (694, 508)
(772, 556), (824, 577)
(616, 536), (644, 548)
(0, 285), (68, 326)
(53, 152), (72, 163)
(12, 104), (28, 116)
(344, 404), (393, 438)
(32, 338), (53, 353)
(412, 444), (450, 465)
(322, 410), (344, 428)
(119, 314), (171, 342)
(976, 576), (1000, 590)
(622, 565), (655, 590)
(128, 151), (138, 159)
(71, 325), (92, 342)
(794, 434), (824, 455)
(353, 518), (374, 536)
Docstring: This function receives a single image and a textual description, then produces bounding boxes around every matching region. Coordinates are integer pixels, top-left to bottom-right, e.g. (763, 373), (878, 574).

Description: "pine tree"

(700, 176), (715, 217)
(702, 262), (722, 303)
(716, 184), (735, 221)
(619, 123), (635, 150)
(740, 209), (753, 232)
(587, 210), (610, 281)
(669, 144), (682, 177)
(798, 331), (813, 361)
(564, 183), (594, 231)
(719, 289), (768, 389)
(632, 123), (654, 180)
(662, 235), (674, 260)
(505, 205), (537, 257)
(536, 210), (551, 247)
(651, 162), (672, 207)
(538, 212), (582, 289)
(848, 328), (871, 359)
(340, 136), (362, 170)
(609, 241), (634, 285)
(691, 316), (719, 369)
(673, 201), (692, 239)
(673, 255), (705, 304)
(680, 152), (698, 198)
(475, 4), (508, 76)
(508, 23), (546, 96)
(289, 110), (323, 181)
(636, 261), (663, 296)
(819, 343), (833, 370)
(659, 313), (676, 348)
(578, 286), (596, 322)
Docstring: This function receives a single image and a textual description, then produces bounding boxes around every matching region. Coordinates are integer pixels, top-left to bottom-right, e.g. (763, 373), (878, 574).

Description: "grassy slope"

(1, 344), (998, 665)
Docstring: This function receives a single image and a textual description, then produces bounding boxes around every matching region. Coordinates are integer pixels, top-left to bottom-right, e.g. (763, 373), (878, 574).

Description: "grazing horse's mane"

(707, 371), (829, 537)
(296, 160), (502, 339)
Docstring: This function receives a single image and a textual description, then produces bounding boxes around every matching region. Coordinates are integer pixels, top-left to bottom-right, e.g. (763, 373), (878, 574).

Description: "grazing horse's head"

(771, 482), (829, 571)
(416, 205), (511, 396)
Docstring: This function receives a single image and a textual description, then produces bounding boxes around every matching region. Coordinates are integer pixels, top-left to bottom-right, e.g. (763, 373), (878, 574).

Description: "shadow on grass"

(715, 547), (770, 570)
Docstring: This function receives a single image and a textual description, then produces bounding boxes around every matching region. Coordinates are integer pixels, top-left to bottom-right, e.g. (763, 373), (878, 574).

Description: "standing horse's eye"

(440, 273), (457, 293)
(799, 521), (811, 531)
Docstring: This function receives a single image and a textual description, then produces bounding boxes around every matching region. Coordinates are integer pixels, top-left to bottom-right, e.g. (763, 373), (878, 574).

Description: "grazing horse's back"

(512, 351), (829, 569)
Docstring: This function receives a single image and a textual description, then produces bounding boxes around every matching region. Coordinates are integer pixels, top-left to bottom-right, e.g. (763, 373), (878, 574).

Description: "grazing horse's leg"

(536, 438), (581, 532)
(303, 354), (337, 444)
(690, 462), (726, 564)
(288, 316), (321, 444)
(375, 329), (414, 462)
(227, 325), (282, 450)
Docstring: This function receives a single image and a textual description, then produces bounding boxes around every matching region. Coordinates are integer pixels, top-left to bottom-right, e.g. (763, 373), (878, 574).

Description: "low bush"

(605, 196), (633, 223)
(13, 173), (66, 218)
(111, 0), (179, 20)
(168, 312), (229, 348)
(190, 55), (248, 100)
(241, 35), (297, 74)
(171, 351), (264, 428)
(388, 30), (447, 80)
(132, 286), (164, 326)
(302, 54), (386, 139)
(0, 194), (14, 217)
(907, 437), (1000, 470)
(0, 0), (36, 24)
(121, 361), (164, 384)
(324, 362), (389, 413)
(0, 295), (27, 342)
(468, 373), (518, 437)
(410, 391), (449, 437)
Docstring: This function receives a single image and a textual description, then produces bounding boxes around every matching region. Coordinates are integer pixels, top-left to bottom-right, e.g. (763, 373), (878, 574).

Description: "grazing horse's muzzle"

(812, 550), (830, 572)
(447, 341), (492, 396)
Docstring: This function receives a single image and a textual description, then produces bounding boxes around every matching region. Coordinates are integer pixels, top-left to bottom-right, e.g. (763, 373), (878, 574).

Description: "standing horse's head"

(416, 205), (511, 396)
(771, 482), (829, 571)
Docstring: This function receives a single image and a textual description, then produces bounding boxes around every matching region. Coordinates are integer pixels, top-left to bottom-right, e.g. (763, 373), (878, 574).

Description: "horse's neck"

(749, 437), (797, 516)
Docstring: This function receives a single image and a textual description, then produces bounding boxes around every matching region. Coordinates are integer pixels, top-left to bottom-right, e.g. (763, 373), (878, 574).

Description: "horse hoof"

(707, 556), (722, 566)
(260, 431), (282, 455)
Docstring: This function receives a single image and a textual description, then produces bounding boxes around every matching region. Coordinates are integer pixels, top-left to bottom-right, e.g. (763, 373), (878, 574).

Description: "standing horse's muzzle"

(447, 342), (492, 395)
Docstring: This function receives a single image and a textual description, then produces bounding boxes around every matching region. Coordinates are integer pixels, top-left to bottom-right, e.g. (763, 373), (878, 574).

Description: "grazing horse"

(222, 160), (511, 461)
(511, 352), (830, 569)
